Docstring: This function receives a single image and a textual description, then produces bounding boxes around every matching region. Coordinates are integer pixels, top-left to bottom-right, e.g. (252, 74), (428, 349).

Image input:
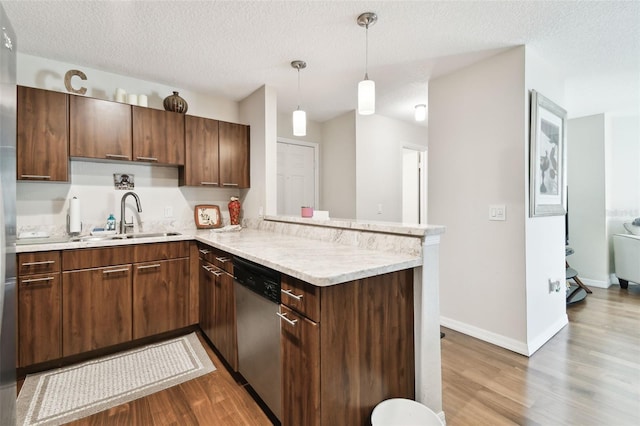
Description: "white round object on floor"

(371, 398), (444, 426)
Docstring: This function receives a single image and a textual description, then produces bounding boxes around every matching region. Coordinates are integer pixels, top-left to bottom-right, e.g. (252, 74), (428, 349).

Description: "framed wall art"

(194, 204), (222, 229)
(529, 90), (567, 217)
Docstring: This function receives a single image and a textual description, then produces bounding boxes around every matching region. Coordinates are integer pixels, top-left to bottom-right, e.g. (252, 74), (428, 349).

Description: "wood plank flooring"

(441, 285), (640, 426)
(17, 285), (639, 425)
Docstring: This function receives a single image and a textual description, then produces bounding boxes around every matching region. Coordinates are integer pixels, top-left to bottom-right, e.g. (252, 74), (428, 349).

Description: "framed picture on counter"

(529, 90), (567, 217)
(194, 204), (222, 229)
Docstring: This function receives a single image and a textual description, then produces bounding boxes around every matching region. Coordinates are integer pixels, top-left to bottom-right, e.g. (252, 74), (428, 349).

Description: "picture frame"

(194, 204), (222, 229)
(529, 90), (567, 217)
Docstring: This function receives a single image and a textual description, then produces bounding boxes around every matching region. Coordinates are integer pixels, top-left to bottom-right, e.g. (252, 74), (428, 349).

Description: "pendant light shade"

(293, 109), (306, 136)
(358, 79), (375, 115)
(291, 60), (307, 137)
(357, 12), (377, 115)
(414, 104), (426, 121)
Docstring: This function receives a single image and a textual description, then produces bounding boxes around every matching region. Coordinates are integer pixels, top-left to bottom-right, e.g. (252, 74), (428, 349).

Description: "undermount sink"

(119, 232), (182, 239)
(70, 232), (181, 242)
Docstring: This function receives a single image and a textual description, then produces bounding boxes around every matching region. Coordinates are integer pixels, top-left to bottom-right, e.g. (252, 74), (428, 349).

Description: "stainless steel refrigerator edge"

(0, 2), (16, 424)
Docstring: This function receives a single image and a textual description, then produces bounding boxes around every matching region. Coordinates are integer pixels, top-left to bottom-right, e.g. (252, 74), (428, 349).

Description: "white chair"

(613, 234), (640, 288)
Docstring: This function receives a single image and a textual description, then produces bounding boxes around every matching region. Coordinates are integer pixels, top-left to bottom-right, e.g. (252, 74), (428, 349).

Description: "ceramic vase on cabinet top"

(228, 197), (241, 225)
(163, 91), (188, 113)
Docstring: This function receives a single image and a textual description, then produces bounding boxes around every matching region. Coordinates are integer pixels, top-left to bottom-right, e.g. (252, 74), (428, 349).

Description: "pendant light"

(415, 104), (427, 121)
(357, 12), (377, 115)
(291, 60), (307, 136)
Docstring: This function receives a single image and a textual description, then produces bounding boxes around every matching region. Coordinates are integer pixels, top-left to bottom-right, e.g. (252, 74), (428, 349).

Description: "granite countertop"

(15, 228), (423, 286)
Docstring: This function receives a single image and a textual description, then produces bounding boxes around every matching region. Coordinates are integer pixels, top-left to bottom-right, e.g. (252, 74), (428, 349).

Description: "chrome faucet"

(120, 191), (142, 234)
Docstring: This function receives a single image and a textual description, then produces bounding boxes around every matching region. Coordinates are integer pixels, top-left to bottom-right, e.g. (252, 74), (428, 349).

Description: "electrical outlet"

(164, 206), (173, 218)
(377, 204), (383, 214)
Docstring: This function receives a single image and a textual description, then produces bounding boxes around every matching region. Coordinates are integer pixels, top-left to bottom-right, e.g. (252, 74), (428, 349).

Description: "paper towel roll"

(69, 197), (81, 233)
(115, 88), (126, 103)
(127, 94), (138, 105)
(138, 94), (148, 107)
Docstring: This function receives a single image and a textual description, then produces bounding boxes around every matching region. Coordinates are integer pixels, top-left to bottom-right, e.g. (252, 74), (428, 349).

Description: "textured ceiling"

(3, 0), (639, 124)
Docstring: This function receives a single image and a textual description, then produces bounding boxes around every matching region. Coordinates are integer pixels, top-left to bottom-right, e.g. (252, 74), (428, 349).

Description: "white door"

(402, 148), (427, 224)
(277, 141), (318, 216)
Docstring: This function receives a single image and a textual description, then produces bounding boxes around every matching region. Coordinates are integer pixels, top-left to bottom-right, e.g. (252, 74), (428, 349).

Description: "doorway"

(402, 147), (427, 224)
(277, 139), (319, 216)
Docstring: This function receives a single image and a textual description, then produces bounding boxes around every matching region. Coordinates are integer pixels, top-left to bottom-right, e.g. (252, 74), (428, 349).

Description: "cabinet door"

(183, 115), (219, 186)
(69, 95), (132, 160)
(62, 266), (132, 356)
(132, 106), (185, 165)
(280, 305), (320, 426)
(133, 258), (189, 339)
(17, 86), (68, 181)
(213, 271), (238, 370)
(18, 273), (61, 366)
(219, 121), (250, 188)
(199, 259), (215, 342)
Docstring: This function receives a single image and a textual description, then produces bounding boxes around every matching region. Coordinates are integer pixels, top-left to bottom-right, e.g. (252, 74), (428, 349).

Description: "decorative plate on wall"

(194, 204), (222, 229)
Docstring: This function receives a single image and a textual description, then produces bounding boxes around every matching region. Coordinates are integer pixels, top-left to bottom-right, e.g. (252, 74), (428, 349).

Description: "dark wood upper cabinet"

(69, 95), (132, 161)
(17, 86), (69, 181)
(182, 115), (219, 186)
(132, 106), (185, 165)
(219, 121), (250, 188)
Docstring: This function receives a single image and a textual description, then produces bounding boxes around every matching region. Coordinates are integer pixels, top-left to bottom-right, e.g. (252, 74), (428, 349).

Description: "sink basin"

(120, 232), (182, 239)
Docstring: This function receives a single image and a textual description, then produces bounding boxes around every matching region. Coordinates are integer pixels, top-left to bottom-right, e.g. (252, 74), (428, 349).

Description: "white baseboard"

(526, 315), (568, 355)
(574, 277), (609, 288)
(441, 315), (568, 357)
(440, 316), (530, 356)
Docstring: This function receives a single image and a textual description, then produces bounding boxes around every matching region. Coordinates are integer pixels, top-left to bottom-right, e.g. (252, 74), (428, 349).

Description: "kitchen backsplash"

(17, 160), (241, 237)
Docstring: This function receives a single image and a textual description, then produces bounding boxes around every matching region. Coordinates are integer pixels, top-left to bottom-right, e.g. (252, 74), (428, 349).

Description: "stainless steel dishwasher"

(233, 257), (281, 421)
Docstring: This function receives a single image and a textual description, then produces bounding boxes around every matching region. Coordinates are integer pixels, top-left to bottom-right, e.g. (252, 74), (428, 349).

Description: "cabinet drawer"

(62, 246), (133, 270)
(281, 275), (320, 322)
(18, 251), (61, 275)
(133, 241), (189, 262)
(197, 244), (233, 274)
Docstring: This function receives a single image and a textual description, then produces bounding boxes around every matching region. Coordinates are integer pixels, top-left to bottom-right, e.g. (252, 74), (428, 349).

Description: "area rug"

(17, 332), (215, 426)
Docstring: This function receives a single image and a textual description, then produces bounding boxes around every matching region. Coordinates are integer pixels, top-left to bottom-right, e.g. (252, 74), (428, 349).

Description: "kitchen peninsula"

(16, 215), (445, 424)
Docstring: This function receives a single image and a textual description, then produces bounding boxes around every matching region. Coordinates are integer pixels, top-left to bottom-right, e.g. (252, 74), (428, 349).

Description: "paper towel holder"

(68, 196), (83, 236)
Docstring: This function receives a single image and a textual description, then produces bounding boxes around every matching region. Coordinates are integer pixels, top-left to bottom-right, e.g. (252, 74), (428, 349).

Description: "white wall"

(355, 114), (427, 222)
(320, 111), (356, 218)
(430, 46), (566, 356)
(523, 47), (568, 354)
(567, 115), (609, 286)
(16, 54), (246, 234)
(606, 114), (640, 278)
(18, 53), (240, 122)
(240, 85), (278, 219)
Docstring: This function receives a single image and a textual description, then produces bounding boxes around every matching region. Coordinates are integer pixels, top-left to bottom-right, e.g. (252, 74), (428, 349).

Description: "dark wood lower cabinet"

(62, 265), (133, 356)
(18, 273), (62, 366)
(280, 269), (415, 426)
(133, 258), (189, 339)
(199, 257), (238, 371)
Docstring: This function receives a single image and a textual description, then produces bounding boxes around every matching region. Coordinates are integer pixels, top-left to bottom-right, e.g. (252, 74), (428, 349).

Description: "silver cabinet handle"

(136, 156), (158, 162)
(222, 183), (239, 187)
(200, 182), (219, 186)
(276, 312), (298, 326)
(21, 276), (54, 284)
(20, 175), (51, 179)
(22, 260), (55, 266)
(215, 256), (230, 263)
(199, 249), (210, 255)
(103, 267), (130, 274)
(105, 154), (129, 159)
(281, 289), (303, 301)
(210, 269), (223, 277)
(202, 264), (212, 272)
(136, 264), (161, 270)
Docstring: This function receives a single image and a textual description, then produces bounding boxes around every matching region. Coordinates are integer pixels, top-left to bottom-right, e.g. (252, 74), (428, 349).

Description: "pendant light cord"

(297, 67), (301, 110)
(364, 23), (369, 80)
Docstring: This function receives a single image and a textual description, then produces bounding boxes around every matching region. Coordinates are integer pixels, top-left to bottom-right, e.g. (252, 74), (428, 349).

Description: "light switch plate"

(489, 204), (506, 221)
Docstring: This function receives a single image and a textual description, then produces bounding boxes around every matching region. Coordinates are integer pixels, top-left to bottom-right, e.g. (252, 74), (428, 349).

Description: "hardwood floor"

(65, 334), (272, 426)
(16, 285), (638, 425)
(441, 285), (640, 425)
